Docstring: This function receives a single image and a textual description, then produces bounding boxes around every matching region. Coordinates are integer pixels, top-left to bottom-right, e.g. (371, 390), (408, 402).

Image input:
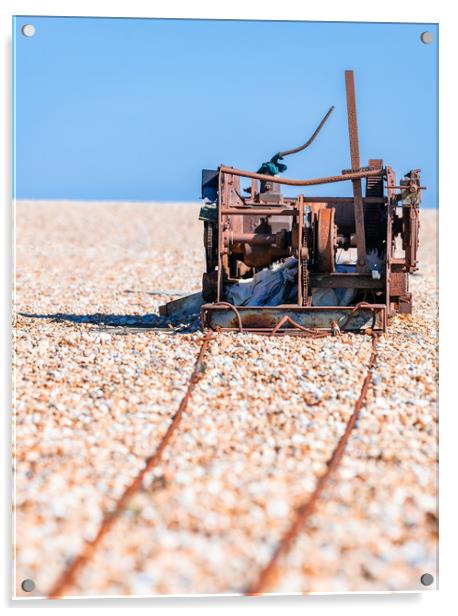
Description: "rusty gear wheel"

(301, 225), (311, 306)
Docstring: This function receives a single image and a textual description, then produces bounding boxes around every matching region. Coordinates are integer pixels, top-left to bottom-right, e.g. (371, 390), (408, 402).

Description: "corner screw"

(420, 573), (434, 586)
(21, 579), (35, 592)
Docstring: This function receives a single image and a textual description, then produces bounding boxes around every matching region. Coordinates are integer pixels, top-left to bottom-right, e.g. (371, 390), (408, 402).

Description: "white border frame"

(2, 2), (454, 615)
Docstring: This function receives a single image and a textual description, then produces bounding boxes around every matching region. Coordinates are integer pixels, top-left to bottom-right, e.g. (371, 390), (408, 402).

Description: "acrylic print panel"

(13, 16), (438, 598)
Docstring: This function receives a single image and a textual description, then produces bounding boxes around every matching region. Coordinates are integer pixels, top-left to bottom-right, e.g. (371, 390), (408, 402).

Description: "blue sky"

(13, 17), (438, 206)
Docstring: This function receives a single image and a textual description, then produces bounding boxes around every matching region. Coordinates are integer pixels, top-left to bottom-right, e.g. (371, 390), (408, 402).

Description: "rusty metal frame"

(208, 164), (390, 336)
(193, 70), (423, 336)
(201, 303), (387, 335)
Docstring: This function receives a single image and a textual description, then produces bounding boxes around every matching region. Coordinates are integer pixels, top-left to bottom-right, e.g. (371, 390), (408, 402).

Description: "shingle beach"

(13, 202), (438, 597)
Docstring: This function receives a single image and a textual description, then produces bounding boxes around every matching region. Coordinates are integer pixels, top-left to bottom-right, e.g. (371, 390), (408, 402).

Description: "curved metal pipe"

(276, 105), (335, 158)
(219, 165), (383, 187)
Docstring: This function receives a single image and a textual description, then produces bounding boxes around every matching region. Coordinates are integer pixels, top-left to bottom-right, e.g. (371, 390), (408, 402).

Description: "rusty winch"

(161, 70), (423, 335)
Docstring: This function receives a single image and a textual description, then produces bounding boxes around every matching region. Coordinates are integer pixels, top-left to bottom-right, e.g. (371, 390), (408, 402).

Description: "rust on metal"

(315, 207), (336, 273)
(241, 196), (387, 206)
(270, 314), (329, 337)
(218, 165), (383, 187)
(245, 335), (380, 595)
(161, 69), (423, 334)
(201, 304), (386, 334)
(311, 273), (383, 289)
(277, 105), (335, 158)
(344, 70), (367, 272)
(344, 71), (361, 169)
(297, 195), (304, 306)
(221, 208), (300, 216)
(47, 332), (214, 599)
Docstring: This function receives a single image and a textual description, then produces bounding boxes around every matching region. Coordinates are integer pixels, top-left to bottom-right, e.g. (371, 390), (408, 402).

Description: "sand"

(13, 201), (438, 597)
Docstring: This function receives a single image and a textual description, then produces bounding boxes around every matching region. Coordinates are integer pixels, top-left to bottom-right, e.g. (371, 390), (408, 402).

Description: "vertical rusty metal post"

(251, 178), (258, 199)
(385, 165), (397, 317)
(297, 195), (304, 306)
(345, 70), (367, 272)
(217, 170), (223, 301)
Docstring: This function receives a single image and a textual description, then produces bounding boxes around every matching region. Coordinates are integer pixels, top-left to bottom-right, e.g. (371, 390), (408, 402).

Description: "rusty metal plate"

(201, 304), (386, 333)
(389, 272), (409, 296)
